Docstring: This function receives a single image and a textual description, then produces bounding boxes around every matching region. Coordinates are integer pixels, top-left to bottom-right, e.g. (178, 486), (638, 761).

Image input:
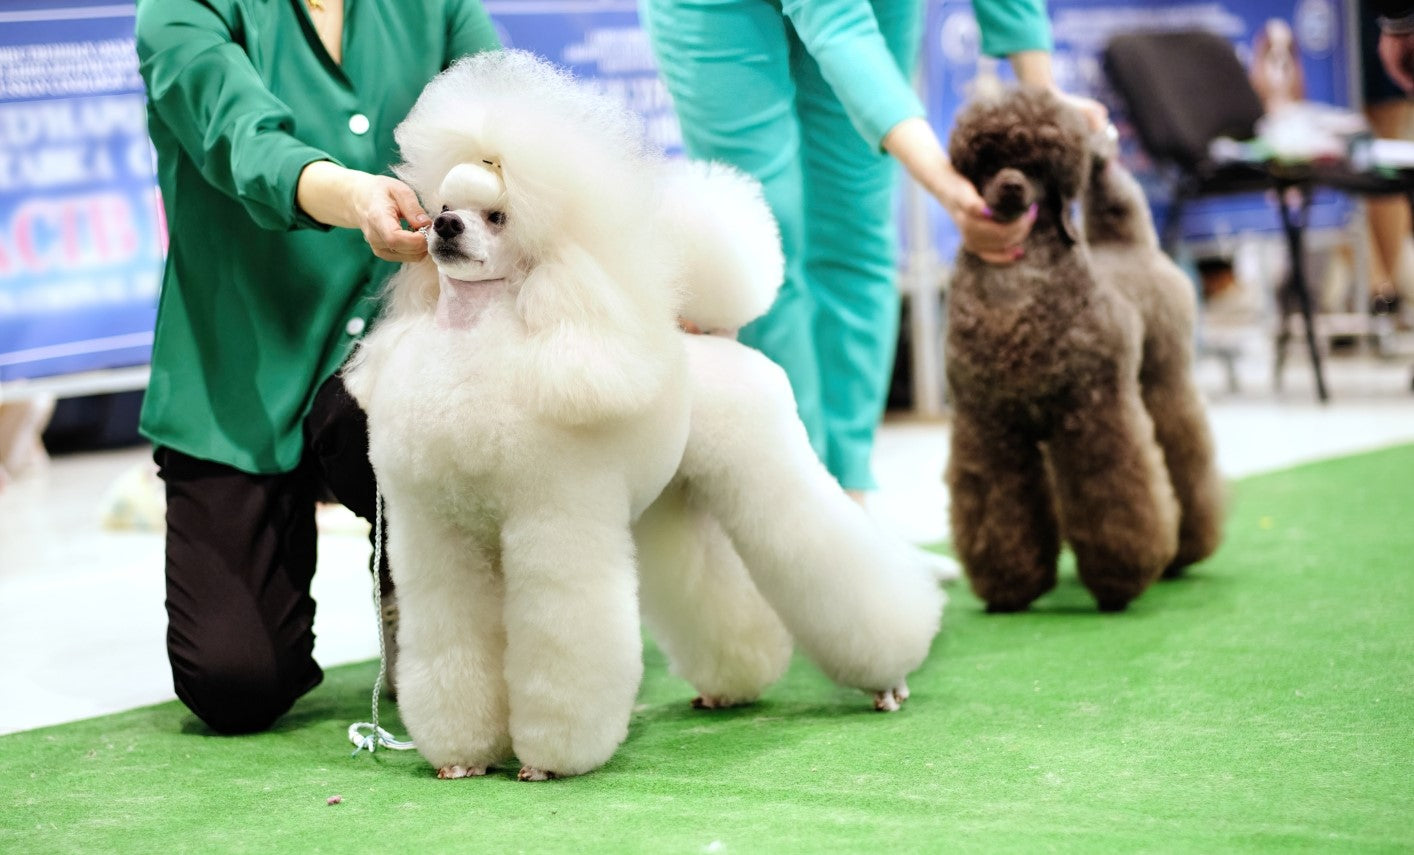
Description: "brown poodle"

(944, 86), (1224, 612)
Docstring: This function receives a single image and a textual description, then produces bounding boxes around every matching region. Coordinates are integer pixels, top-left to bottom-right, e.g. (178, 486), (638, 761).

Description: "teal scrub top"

(780, 0), (1052, 149)
(135, 0), (499, 473)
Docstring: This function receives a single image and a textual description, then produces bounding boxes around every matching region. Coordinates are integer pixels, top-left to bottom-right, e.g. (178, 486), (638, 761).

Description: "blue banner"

(485, 0), (683, 157)
(0, 1), (163, 383)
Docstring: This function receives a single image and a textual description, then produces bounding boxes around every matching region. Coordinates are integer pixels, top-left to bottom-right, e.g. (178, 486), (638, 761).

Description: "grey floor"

(3, 344), (1412, 736)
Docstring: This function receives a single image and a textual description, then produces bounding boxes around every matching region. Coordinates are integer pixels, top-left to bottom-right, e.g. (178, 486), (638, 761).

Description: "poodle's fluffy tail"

(657, 160), (783, 333)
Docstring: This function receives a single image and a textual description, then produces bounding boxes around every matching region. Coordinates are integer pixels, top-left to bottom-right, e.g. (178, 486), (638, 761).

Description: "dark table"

(1222, 158), (1414, 401)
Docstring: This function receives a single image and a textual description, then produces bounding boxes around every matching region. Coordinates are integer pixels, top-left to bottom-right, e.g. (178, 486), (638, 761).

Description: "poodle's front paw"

(437, 764), (488, 780)
(517, 766), (558, 782)
(873, 682), (909, 712)
(1161, 562), (1189, 580)
(691, 695), (751, 710)
(984, 598), (1034, 614)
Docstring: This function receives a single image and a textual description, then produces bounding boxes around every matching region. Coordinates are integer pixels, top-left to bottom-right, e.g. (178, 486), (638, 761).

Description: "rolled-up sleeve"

(972, 0), (1053, 58)
(780, 0), (926, 151)
(135, 0), (337, 230)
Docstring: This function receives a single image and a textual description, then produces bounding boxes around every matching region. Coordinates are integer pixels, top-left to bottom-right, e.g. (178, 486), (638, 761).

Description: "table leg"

(1276, 184), (1329, 403)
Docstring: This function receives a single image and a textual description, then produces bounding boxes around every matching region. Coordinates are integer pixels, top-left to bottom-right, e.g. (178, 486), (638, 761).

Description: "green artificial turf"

(4, 445), (1412, 854)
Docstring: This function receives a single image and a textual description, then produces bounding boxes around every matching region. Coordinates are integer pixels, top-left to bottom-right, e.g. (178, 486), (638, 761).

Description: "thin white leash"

(348, 487), (416, 756)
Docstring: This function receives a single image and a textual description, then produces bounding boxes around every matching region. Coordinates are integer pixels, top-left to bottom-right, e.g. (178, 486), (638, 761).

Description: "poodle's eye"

(487, 210), (507, 226)
(440, 205), (449, 213)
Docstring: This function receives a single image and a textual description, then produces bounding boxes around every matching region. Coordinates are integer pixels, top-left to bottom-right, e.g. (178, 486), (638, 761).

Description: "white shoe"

(99, 462), (167, 532)
(914, 546), (963, 584)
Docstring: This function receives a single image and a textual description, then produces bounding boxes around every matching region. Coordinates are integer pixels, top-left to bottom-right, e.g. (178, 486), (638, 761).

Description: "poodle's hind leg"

(946, 414), (1061, 612)
(1048, 391), (1180, 611)
(635, 482), (793, 710)
(500, 495), (643, 779)
(677, 337), (943, 704)
(384, 506), (511, 778)
(1142, 369), (1225, 577)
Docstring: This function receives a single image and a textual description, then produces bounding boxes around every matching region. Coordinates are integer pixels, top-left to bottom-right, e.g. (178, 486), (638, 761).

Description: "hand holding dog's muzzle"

(359, 175), (432, 262)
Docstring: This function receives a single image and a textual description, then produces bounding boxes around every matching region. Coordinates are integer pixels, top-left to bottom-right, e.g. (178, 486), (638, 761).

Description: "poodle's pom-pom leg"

(1049, 393), (1180, 610)
(1123, 251), (1226, 578)
(678, 337), (943, 701)
(657, 160), (784, 333)
(500, 498), (643, 779)
(383, 507), (513, 776)
(1143, 376), (1225, 578)
(946, 417), (1061, 613)
(636, 482), (793, 708)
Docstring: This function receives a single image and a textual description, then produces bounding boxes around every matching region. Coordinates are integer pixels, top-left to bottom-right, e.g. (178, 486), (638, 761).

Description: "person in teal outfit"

(642, 0), (1103, 499)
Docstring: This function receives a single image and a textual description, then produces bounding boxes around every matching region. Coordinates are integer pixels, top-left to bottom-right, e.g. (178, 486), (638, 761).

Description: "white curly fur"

(656, 160), (783, 332)
(344, 50), (943, 781)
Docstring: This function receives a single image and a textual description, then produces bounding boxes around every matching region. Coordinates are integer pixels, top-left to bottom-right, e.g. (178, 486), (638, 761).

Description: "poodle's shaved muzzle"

(980, 167), (1038, 223)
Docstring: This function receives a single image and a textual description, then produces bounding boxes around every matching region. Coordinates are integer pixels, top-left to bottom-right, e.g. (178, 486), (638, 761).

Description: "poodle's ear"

(381, 259), (440, 322)
(1043, 96), (1094, 247)
(946, 105), (984, 186)
(1055, 198), (1082, 246)
(515, 242), (676, 425)
(341, 261), (438, 408)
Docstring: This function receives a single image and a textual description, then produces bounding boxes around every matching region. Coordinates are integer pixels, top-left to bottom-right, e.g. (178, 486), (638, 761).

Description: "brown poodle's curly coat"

(944, 86), (1224, 612)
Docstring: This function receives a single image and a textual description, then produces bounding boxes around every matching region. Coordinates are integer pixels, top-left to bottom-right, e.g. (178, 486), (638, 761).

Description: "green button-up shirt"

(135, 0), (499, 473)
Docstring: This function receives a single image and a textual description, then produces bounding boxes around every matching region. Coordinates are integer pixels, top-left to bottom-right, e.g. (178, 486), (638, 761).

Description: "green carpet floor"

(4, 445), (1412, 853)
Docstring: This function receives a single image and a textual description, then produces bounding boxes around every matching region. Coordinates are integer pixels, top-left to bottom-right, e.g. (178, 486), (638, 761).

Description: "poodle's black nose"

(997, 176), (1027, 198)
(433, 212), (464, 240)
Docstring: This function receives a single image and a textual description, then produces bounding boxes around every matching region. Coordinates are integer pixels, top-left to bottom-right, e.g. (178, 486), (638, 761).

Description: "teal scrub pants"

(642, 0), (922, 491)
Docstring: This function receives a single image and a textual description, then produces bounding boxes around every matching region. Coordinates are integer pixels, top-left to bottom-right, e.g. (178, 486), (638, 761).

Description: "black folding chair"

(1104, 29), (1332, 401)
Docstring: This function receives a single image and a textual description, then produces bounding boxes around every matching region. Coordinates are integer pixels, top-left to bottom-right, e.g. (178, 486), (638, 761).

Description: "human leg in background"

(0, 395), (55, 488)
(790, 0), (922, 493)
(642, 0), (825, 460)
(1365, 100), (1413, 326)
(1361, 3), (1414, 329)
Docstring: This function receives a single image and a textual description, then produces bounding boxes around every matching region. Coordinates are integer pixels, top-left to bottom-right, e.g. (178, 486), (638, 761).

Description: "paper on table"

(1370, 138), (1414, 169)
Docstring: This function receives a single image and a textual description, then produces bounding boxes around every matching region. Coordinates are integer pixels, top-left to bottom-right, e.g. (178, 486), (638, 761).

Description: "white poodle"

(343, 51), (943, 781)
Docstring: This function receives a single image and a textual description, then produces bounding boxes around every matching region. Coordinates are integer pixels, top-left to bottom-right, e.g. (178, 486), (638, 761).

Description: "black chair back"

(1104, 30), (1267, 171)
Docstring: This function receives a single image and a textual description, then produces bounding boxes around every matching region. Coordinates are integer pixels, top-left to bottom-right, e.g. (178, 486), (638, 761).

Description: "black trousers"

(155, 374), (384, 734)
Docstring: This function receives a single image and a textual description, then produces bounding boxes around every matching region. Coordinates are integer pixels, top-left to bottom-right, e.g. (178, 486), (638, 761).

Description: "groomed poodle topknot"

(942, 85), (1224, 614)
(343, 50), (944, 782)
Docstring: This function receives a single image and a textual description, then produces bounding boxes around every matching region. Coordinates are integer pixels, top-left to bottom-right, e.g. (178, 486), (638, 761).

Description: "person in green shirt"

(134, 0), (500, 734)
(641, 0), (1105, 501)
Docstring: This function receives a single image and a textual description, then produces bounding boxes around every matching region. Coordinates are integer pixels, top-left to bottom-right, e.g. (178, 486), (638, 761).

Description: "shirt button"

(345, 317), (366, 336)
(348, 113), (370, 135)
